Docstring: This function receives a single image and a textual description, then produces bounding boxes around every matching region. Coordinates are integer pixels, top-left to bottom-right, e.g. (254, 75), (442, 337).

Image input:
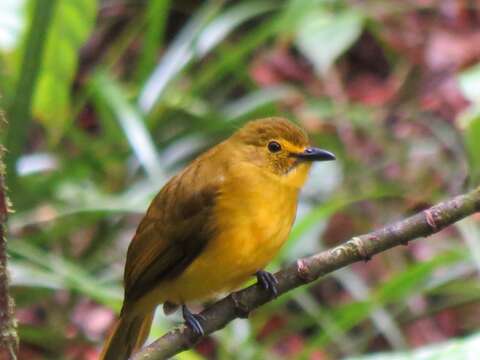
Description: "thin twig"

(132, 186), (480, 360)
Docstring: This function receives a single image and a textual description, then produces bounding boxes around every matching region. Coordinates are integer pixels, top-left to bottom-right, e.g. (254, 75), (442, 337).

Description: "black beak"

(294, 147), (336, 161)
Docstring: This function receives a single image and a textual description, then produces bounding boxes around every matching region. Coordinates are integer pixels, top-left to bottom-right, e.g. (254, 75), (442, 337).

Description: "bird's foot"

(256, 270), (279, 297)
(182, 305), (205, 337)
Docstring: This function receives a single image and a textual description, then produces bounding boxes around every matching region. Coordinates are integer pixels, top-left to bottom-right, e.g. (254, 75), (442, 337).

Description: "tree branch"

(0, 146), (18, 359)
(132, 187), (480, 360)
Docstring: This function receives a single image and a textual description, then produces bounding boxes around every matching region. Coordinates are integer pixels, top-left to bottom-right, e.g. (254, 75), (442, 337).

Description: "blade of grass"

(32, 0), (97, 142)
(135, 0), (171, 82)
(191, 15), (279, 94)
(8, 241), (122, 310)
(220, 85), (295, 120)
(281, 189), (398, 259)
(294, 292), (360, 356)
(5, 0), (57, 191)
(138, 1), (224, 112)
(302, 251), (464, 352)
(90, 70), (165, 181)
(335, 268), (407, 350)
(9, 260), (63, 290)
(139, 0), (275, 113)
(9, 178), (158, 230)
(373, 251), (463, 304)
(455, 218), (480, 276)
(195, 0), (277, 57)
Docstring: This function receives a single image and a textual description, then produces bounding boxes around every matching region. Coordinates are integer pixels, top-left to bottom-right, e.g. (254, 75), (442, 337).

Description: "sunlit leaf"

(139, 1), (276, 112)
(220, 85), (295, 120)
(9, 241), (122, 310)
(90, 71), (165, 181)
(32, 0), (97, 141)
(295, 8), (364, 75)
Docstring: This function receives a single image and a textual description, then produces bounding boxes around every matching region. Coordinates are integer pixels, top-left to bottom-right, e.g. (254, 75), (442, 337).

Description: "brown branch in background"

(0, 146), (18, 359)
(132, 187), (480, 360)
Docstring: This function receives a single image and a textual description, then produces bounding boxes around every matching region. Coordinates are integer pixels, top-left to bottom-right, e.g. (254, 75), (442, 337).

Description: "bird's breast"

(211, 172), (299, 279)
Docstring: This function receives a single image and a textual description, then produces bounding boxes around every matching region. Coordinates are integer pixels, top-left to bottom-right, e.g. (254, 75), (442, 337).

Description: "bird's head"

(231, 117), (335, 188)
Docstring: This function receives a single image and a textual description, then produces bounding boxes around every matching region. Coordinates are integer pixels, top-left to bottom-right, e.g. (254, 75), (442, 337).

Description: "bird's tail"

(99, 310), (154, 360)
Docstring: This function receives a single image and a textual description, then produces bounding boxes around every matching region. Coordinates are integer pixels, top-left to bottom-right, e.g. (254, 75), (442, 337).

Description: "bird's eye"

(267, 141), (282, 153)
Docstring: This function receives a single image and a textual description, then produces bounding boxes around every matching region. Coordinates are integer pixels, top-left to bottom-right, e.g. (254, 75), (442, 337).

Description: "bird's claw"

(182, 305), (205, 336)
(256, 270), (279, 297)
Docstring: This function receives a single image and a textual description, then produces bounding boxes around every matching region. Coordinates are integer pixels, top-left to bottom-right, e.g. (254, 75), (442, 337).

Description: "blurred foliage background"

(1, 0), (480, 359)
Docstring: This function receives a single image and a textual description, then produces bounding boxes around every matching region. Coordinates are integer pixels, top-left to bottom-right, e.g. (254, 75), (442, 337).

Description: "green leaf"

(331, 301), (372, 331)
(295, 8), (364, 75)
(458, 108), (480, 185)
(220, 85), (295, 120)
(137, 1), (223, 112)
(89, 70), (165, 180)
(9, 241), (122, 310)
(432, 279), (480, 300)
(139, 0), (276, 112)
(5, 0), (57, 196)
(135, 0), (171, 82)
(458, 63), (480, 184)
(374, 251), (462, 304)
(32, 0), (97, 141)
(288, 189), (396, 247)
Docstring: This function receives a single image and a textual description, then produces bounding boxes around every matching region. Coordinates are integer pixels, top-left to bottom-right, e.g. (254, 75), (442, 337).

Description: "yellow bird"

(100, 117), (335, 359)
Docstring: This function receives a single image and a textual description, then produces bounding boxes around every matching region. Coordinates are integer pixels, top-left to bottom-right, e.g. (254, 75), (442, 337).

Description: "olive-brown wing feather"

(122, 157), (223, 306)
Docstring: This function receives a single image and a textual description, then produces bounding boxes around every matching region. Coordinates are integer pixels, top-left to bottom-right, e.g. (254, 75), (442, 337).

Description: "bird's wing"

(123, 153), (225, 305)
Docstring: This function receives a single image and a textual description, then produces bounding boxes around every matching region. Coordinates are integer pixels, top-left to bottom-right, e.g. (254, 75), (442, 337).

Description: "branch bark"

(0, 146), (18, 359)
(132, 186), (480, 360)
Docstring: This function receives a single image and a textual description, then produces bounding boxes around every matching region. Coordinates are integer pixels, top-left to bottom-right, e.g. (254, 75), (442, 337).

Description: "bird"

(100, 117), (335, 359)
